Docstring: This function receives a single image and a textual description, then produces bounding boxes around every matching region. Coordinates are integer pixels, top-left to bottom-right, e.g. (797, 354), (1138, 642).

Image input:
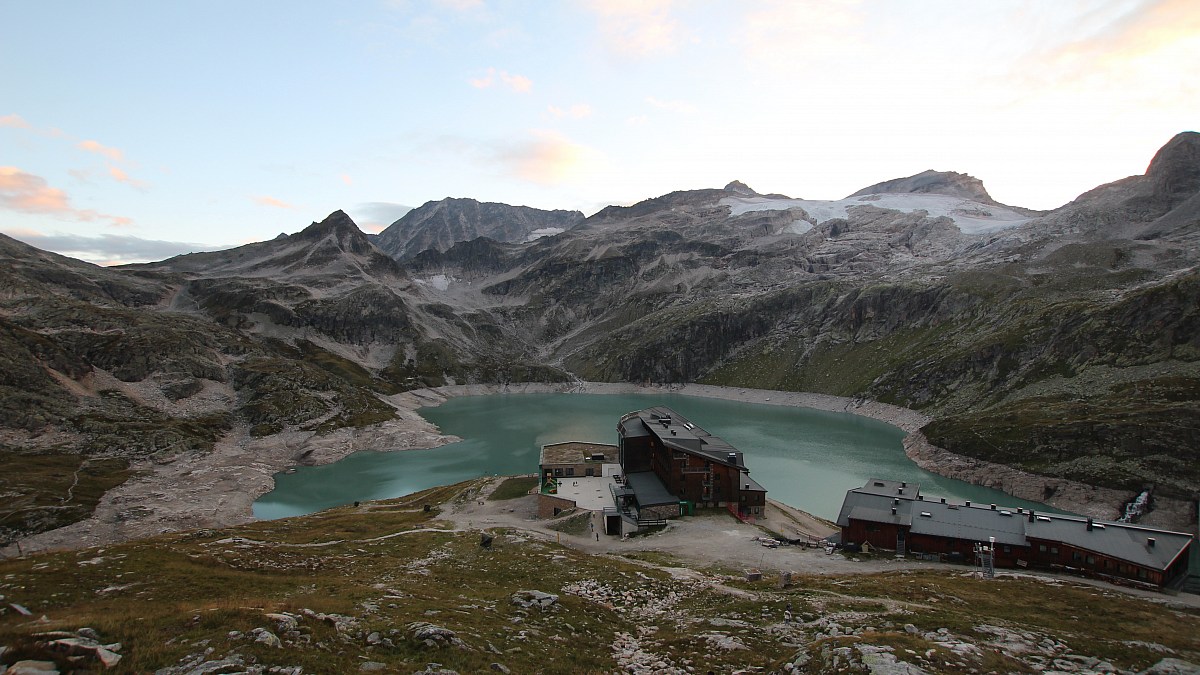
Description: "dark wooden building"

(837, 479), (1194, 589)
(617, 406), (767, 519)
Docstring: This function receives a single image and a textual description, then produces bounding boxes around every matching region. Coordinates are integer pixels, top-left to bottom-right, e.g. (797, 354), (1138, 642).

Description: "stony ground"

(1, 477), (1197, 674)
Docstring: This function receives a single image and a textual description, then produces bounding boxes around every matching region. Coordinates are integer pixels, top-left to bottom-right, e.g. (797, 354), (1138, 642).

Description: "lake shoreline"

(6, 381), (1189, 556)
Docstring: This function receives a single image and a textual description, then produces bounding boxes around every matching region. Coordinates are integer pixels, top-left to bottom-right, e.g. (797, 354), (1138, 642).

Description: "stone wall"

(538, 494), (577, 519)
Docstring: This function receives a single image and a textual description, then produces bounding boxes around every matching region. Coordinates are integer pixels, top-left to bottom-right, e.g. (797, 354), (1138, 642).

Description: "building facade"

(617, 406), (767, 518)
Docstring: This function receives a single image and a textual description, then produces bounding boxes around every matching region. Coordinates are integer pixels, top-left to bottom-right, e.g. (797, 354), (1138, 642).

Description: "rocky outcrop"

(848, 169), (999, 205)
(373, 198), (584, 260)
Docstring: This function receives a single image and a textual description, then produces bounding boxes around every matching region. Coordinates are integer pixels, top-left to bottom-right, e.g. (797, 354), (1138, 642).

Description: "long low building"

(837, 479), (1194, 589)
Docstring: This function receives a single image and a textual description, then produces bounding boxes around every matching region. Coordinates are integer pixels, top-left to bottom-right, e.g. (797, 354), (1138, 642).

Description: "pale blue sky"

(2, 1), (1197, 264)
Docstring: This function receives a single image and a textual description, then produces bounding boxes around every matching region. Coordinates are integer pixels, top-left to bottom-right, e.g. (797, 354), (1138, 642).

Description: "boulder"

(510, 590), (558, 610)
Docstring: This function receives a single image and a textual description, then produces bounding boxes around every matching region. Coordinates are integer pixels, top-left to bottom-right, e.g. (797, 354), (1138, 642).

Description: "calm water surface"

(253, 393), (1067, 521)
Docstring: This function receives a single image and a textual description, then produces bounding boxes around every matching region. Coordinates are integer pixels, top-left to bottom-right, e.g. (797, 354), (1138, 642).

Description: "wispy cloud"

(340, 173), (354, 186)
(736, 0), (866, 72)
(77, 139), (125, 162)
(548, 103), (593, 119)
(645, 96), (696, 114)
(0, 113), (31, 128)
(2, 228), (224, 266)
(1018, 0), (1200, 94)
(349, 201), (413, 233)
(469, 67), (533, 92)
(107, 164), (148, 190)
(436, 0), (484, 11)
(254, 195), (295, 209)
(0, 166), (132, 227)
(495, 130), (594, 185)
(584, 0), (688, 57)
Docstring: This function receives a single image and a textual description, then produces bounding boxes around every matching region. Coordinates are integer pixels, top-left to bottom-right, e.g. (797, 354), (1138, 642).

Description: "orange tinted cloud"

(341, 173), (353, 186)
(78, 139), (125, 162)
(0, 166), (132, 227)
(585, 0), (687, 57)
(0, 113), (31, 128)
(548, 103), (593, 119)
(469, 67), (533, 92)
(498, 130), (593, 185)
(108, 164), (148, 189)
(254, 195), (295, 209)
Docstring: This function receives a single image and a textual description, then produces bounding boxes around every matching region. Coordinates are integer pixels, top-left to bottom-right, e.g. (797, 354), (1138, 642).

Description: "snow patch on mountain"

(721, 193), (1033, 235)
(525, 227), (566, 242)
(414, 273), (455, 291)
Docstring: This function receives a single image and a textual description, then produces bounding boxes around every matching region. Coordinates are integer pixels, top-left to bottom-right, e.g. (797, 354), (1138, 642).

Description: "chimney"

(1086, 518), (1093, 531)
(893, 498), (900, 505)
(917, 495), (924, 501)
(965, 500), (971, 507)
(1148, 537), (1156, 548)
(891, 506), (897, 515)
(1028, 510), (1035, 523)
(990, 504), (996, 510)
(940, 498), (946, 504)
(727, 452), (737, 464)
(901, 481), (907, 488)
(898, 487), (904, 495)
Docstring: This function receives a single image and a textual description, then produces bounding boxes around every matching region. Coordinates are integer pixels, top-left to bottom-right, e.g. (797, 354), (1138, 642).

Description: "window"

(1086, 555), (1095, 565)
(1072, 552), (1082, 562)
(1051, 547), (1059, 555)
(1038, 544), (1047, 553)
(566, 468), (574, 476)
(554, 468), (563, 476)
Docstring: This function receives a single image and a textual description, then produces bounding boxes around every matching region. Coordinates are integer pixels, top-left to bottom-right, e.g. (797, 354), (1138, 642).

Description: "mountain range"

(1, 132), (1197, 546)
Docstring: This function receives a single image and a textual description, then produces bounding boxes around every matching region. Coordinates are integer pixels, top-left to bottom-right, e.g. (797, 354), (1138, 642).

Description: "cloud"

(0, 166), (132, 227)
(735, 0), (865, 73)
(1021, 0), (1200, 91)
(645, 96), (696, 114)
(254, 195), (295, 209)
(349, 201), (413, 233)
(77, 139), (125, 162)
(2, 228), (225, 266)
(584, 0), (688, 57)
(495, 130), (593, 185)
(107, 164), (148, 190)
(340, 173), (354, 186)
(469, 67), (533, 92)
(548, 103), (593, 119)
(0, 113), (31, 128)
(436, 0), (484, 11)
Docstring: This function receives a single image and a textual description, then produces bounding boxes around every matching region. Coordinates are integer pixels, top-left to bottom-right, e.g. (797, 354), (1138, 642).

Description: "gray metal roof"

(624, 470), (678, 507)
(839, 479), (1194, 570)
(739, 471), (767, 493)
(1026, 515), (1193, 571)
(909, 501), (1028, 547)
(623, 406), (743, 467)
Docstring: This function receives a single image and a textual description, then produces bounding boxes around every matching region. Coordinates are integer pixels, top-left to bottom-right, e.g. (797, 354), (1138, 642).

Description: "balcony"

(681, 466), (711, 474)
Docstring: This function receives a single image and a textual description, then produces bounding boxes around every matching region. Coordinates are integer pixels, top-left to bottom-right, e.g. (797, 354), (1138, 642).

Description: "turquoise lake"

(253, 392), (1068, 521)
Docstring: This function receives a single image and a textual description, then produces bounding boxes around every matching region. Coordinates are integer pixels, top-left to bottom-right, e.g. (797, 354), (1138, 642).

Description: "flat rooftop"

(540, 442), (618, 466)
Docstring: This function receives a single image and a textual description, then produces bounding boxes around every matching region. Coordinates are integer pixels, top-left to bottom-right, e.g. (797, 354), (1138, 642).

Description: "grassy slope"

(1, 481), (1196, 674)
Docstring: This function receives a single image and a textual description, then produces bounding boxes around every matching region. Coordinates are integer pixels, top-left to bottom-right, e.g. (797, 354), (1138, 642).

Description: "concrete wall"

(538, 494), (578, 519)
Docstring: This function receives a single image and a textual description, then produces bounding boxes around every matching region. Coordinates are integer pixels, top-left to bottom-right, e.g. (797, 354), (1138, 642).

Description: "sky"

(2, 1), (1197, 265)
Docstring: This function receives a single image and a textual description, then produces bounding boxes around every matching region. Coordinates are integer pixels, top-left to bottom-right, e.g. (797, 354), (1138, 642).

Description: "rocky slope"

(2, 133), (1198, 547)
(371, 197), (584, 260)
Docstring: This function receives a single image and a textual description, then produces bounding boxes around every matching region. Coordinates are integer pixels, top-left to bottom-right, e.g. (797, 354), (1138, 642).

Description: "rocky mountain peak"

(295, 210), (369, 250)
(1145, 131), (1200, 205)
(848, 170), (997, 205)
(373, 197), (585, 260)
(724, 180), (758, 196)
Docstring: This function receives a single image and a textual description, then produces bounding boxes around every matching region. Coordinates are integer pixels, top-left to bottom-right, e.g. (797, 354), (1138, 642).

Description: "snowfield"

(720, 193), (1034, 235)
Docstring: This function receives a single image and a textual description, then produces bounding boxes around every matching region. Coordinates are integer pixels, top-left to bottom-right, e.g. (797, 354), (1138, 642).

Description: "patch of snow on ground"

(525, 227), (565, 242)
(721, 193), (1032, 235)
(414, 273), (454, 291)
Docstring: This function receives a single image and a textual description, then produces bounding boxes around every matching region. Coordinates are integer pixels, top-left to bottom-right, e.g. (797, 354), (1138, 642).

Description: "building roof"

(739, 471), (767, 494)
(1026, 514), (1193, 572)
(618, 407), (743, 467)
(539, 442), (618, 466)
(839, 479), (1194, 571)
(624, 470), (678, 507)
